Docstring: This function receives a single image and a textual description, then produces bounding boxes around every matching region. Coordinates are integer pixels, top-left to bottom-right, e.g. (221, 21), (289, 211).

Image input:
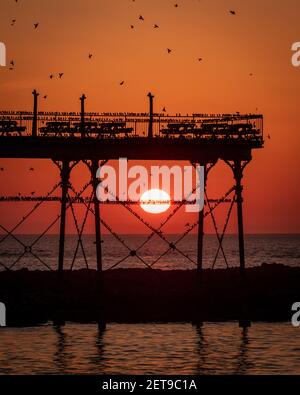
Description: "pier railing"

(0, 110), (263, 141)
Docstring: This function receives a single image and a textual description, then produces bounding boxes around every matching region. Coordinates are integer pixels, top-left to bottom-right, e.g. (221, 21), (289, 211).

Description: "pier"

(0, 91), (264, 329)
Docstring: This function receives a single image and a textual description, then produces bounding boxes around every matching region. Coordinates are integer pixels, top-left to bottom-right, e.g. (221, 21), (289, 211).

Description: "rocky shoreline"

(0, 264), (299, 326)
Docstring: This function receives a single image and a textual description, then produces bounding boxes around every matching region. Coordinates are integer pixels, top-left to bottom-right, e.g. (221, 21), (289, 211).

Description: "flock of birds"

(6, 1), (268, 133)
(1, 1), (271, 195)
(7, 0), (241, 107)
(0, 166), (39, 196)
(3, 1), (265, 133)
(3, 1), (265, 132)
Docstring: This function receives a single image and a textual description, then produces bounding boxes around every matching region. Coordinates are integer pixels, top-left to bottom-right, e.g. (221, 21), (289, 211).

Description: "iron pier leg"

(80, 94), (86, 139)
(147, 92), (154, 138)
(233, 160), (251, 328)
(53, 160), (70, 327)
(91, 159), (106, 331)
(194, 165), (206, 326)
(32, 90), (39, 138)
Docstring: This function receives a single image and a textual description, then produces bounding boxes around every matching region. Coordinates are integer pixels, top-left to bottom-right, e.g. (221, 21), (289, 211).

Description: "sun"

(140, 189), (171, 214)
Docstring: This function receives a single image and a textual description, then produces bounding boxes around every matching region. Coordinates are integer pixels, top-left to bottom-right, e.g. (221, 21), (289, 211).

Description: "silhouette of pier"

(0, 90), (264, 329)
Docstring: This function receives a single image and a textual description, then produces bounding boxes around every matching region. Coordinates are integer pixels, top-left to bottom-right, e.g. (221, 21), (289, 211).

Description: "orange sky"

(0, 0), (300, 234)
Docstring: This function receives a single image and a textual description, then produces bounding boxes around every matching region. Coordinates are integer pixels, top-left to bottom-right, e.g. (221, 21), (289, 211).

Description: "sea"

(0, 234), (300, 375)
(0, 234), (299, 271)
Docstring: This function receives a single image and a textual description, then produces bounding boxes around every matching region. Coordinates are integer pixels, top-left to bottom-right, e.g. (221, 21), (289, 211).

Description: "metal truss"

(0, 159), (240, 272)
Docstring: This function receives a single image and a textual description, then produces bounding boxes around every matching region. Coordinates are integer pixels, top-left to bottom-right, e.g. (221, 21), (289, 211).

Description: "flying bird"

(11, 19), (16, 26)
(174, 4), (178, 7)
(88, 53), (93, 59)
(0, 168), (4, 171)
(198, 58), (202, 62)
(162, 107), (166, 112)
(10, 60), (14, 67)
(154, 24), (159, 28)
(120, 81), (125, 86)
(229, 10), (236, 15)
(34, 23), (39, 29)
(139, 15), (144, 21)
(29, 167), (34, 171)
(59, 73), (64, 78)
(49, 74), (54, 79)
(167, 48), (172, 54)
(130, 25), (134, 29)
(43, 95), (48, 99)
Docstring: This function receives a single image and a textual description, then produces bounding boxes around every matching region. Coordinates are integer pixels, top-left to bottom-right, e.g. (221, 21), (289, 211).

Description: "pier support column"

(80, 94), (86, 139)
(194, 164), (207, 326)
(53, 160), (71, 327)
(147, 92), (154, 138)
(228, 160), (251, 328)
(32, 89), (39, 138)
(91, 159), (106, 331)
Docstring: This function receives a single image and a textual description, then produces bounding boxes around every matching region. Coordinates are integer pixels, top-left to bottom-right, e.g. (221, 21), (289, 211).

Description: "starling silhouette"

(34, 23), (39, 29)
(59, 73), (64, 79)
(49, 74), (54, 79)
(29, 167), (34, 171)
(43, 95), (48, 99)
(89, 53), (93, 59)
(229, 10), (236, 15)
(120, 81), (125, 86)
(154, 24), (159, 28)
(162, 107), (166, 112)
(139, 15), (144, 21)
(167, 48), (172, 54)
